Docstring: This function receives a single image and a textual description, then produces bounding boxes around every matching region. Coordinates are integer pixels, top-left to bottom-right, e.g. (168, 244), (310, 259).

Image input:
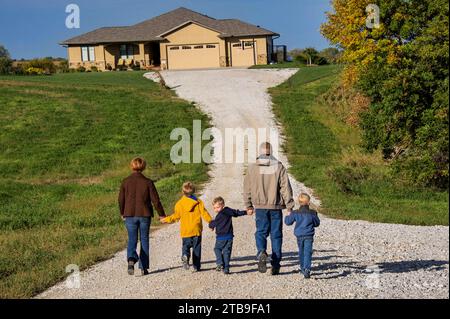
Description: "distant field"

(270, 65), (449, 225)
(0, 72), (210, 298)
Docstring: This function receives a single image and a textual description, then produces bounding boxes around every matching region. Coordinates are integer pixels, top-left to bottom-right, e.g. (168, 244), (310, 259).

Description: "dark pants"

(214, 239), (233, 270)
(125, 217), (151, 270)
(182, 236), (202, 270)
(255, 209), (283, 268)
(297, 236), (314, 272)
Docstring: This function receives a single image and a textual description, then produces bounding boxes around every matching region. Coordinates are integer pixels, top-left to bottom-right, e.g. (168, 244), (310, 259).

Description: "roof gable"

(157, 20), (222, 37)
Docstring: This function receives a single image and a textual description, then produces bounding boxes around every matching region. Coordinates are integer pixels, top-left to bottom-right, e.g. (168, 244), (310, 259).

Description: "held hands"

(159, 216), (167, 223)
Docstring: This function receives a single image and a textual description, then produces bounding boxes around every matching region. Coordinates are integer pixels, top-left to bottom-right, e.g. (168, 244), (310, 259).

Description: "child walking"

(161, 182), (212, 272)
(284, 193), (320, 278)
(208, 197), (250, 274)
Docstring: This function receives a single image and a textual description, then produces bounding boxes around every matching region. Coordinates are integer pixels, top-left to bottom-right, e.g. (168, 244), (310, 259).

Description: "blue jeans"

(125, 217), (151, 270)
(297, 236), (314, 272)
(255, 209), (283, 268)
(182, 236), (202, 270)
(214, 239), (233, 270)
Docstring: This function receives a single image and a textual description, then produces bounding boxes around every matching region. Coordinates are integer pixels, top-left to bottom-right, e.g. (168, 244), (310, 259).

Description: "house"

(60, 7), (279, 71)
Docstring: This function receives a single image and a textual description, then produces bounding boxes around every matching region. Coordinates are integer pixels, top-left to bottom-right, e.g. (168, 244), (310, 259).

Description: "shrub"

(0, 57), (12, 74)
(76, 66), (86, 72)
(327, 164), (370, 195)
(25, 67), (45, 75)
(11, 64), (25, 75)
(90, 66), (98, 72)
(24, 58), (56, 74)
(57, 60), (69, 73)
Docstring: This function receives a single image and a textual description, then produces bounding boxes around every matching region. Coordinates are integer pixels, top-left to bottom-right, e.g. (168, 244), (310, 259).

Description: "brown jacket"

(118, 172), (166, 218)
(243, 155), (294, 211)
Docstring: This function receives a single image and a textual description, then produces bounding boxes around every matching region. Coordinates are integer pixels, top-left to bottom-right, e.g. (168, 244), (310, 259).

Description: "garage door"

(167, 44), (220, 70)
(231, 41), (256, 67)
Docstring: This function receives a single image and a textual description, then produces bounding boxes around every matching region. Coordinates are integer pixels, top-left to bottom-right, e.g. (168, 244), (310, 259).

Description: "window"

(81, 46), (95, 61)
(244, 42), (254, 47)
(182, 46), (192, 50)
(232, 43), (241, 48)
(170, 46), (180, 50)
(194, 45), (204, 49)
(120, 44), (134, 59)
(206, 44), (216, 49)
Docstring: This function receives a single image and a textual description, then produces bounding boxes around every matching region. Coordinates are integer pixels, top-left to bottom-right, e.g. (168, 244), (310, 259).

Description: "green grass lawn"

(0, 71), (210, 298)
(270, 65), (449, 226)
(250, 61), (303, 69)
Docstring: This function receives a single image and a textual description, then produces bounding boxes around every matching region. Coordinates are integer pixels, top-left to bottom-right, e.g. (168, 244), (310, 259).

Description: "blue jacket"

(209, 207), (247, 240)
(284, 205), (320, 237)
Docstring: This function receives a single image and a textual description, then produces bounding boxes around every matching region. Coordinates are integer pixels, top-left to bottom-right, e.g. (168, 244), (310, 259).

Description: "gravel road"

(37, 68), (449, 299)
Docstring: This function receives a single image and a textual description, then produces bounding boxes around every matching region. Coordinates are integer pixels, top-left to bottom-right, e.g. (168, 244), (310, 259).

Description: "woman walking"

(118, 157), (166, 276)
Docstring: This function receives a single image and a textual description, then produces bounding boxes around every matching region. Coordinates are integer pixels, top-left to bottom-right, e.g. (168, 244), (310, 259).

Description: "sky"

(0, 0), (333, 60)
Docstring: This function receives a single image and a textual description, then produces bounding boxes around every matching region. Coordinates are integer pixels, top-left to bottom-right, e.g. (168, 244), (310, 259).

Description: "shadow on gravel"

(149, 249), (447, 278)
(376, 260), (449, 274)
(310, 259), (449, 280)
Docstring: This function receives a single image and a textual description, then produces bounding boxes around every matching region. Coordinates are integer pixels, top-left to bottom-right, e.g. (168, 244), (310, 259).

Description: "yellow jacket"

(163, 195), (212, 238)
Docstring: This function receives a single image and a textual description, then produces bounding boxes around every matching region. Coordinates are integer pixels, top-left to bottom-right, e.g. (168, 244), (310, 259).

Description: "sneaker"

(136, 269), (149, 277)
(257, 251), (268, 273)
(181, 255), (189, 270)
(127, 260), (135, 275)
(271, 267), (280, 276)
(192, 267), (200, 273)
(223, 268), (230, 275)
(216, 265), (224, 272)
(303, 269), (311, 279)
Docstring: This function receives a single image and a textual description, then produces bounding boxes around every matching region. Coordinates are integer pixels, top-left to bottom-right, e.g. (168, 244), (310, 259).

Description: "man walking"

(244, 142), (294, 275)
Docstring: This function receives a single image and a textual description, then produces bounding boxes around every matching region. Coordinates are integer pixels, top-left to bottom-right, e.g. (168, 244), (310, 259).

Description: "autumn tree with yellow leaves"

(321, 0), (449, 188)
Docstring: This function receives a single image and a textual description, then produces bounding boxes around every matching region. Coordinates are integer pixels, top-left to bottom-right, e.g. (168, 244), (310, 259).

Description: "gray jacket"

(243, 155), (294, 210)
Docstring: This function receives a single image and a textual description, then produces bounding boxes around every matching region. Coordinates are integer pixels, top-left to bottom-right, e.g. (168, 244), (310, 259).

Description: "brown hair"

(298, 193), (311, 205)
(182, 182), (195, 196)
(212, 196), (225, 206)
(130, 157), (146, 172)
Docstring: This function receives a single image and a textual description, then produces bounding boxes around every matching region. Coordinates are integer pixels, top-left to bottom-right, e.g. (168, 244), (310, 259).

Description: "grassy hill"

(270, 65), (449, 225)
(0, 72), (210, 298)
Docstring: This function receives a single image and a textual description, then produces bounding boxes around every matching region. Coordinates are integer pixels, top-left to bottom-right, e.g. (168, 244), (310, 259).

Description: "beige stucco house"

(60, 7), (279, 71)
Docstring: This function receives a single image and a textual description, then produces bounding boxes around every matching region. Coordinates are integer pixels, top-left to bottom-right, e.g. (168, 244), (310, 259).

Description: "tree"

(319, 47), (342, 64)
(289, 47), (328, 66)
(321, 0), (449, 188)
(0, 45), (10, 59)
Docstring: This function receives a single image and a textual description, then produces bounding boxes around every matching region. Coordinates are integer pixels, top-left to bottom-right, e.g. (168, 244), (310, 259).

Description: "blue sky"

(0, 0), (332, 59)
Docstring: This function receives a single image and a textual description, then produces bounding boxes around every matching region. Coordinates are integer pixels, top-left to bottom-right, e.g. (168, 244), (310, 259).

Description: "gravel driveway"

(37, 69), (449, 299)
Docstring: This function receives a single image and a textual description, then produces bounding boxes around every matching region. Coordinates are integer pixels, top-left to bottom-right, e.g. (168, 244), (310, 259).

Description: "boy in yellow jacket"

(161, 182), (212, 272)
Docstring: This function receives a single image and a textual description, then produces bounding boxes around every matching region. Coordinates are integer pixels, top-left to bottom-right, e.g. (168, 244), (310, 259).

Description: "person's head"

(182, 181), (196, 197)
(298, 193), (311, 206)
(259, 142), (272, 156)
(212, 196), (225, 213)
(130, 157), (146, 172)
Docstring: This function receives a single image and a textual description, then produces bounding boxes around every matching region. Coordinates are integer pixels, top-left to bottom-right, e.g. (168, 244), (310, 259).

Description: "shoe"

(257, 251), (268, 273)
(223, 268), (230, 275)
(271, 267), (280, 276)
(216, 265), (224, 272)
(192, 267), (200, 273)
(303, 269), (311, 279)
(127, 260), (135, 275)
(136, 269), (149, 277)
(181, 255), (189, 270)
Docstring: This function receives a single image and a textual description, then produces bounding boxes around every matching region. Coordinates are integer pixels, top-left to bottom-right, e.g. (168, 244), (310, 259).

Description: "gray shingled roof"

(60, 7), (278, 45)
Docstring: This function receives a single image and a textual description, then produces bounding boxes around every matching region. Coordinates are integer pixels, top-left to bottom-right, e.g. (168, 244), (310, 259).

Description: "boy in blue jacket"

(209, 196), (250, 274)
(284, 193), (320, 278)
